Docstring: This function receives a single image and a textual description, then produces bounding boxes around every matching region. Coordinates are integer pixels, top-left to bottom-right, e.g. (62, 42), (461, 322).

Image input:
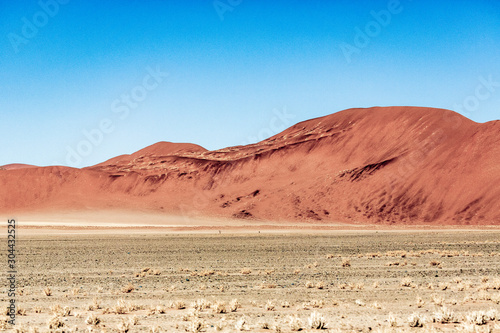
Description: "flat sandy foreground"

(1, 212), (500, 332)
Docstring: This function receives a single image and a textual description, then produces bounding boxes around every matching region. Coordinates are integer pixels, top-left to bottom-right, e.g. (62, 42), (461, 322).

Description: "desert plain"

(1, 219), (500, 332)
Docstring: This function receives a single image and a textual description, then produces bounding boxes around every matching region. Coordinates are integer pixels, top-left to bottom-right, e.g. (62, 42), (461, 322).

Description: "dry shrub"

(431, 295), (445, 306)
(439, 282), (450, 291)
(47, 315), (64, 329)
(416, 296), (425, 308)
(265, 300), (276, 311)
(288, 315), (303, 331)
(43, 287), (52, 296)
(341, 258), (351, 267)
(388, 313), (397, 327)
(16, 307), (26, 316)
(199, 270), (215, 277)
(386, 261), (400, 267)
(465, 311), (488, 325)
(429, 260), (441, 267)
(432, 306), (458, 323)
(235, 317), (248, 331)
(174, 300), (186, 310)
(87, 298), (101, 311)
(121, 283), (135, 293)
(401, 277), (414, 287)
(212, 301), (226, 314)
(129, 316), (139, 325)
(214, 319), (226, 331)
(281, 301), (290, 308)
(355, 299), (365, 307)
(85, 313), (101, 326)
(305, 281), (314, 288)
(309, 300), (324, 308)
(315, 281), (325, 289)
(192, 299), (211, 311)
(148, 305), (167, 315)
(117, 319), (130, 333)
(229, 299), (240, 312)
(50, 305), (71, 317)
(189, 319), (206, 333)
(408, 313), (424, 327)
(260, 283), (277, 289)
(259, 320), (271, 329)
(308, 311), (327, 329)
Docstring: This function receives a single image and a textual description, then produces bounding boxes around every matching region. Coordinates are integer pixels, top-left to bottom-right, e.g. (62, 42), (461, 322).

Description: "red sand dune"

(1, 107), (499, 225)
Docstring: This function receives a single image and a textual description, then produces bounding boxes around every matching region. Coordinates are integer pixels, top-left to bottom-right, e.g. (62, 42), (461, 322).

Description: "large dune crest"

(1, 106), (499, 225)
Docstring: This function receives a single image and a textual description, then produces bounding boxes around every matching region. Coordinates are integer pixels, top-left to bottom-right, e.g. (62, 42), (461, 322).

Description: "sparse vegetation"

(11, 232), (500, 330)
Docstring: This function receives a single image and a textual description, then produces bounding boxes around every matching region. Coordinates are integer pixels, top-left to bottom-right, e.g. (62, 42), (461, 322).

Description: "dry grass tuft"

(47, 315), (64, 329)
(429, 260), (442, 267)
(388, 313), (398, 327)
(401, 277), (415, 288)
(288, 315), (303, 331)
(229, 299), (240, 312)
(121, 283), (135, 293)
(117, 319), (130, 333)
(416, 296), (425, 308)
(235, 317), (248, 331)
(432, 306), (458, 323)
(341, 258), (351, 267)
(85, 313), (101, 326)
(43, 287), (52, 296)
(308, 311), (327, 329)
(212, 301), (226, 314)
(265, 300), (276, 311)
(408, 313), (424, 327)
(315, 281), (326, 289)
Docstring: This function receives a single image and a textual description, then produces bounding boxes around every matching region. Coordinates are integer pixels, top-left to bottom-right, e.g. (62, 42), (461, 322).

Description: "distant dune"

(1, 106), (499, 225)
(0, 163), (38, 170)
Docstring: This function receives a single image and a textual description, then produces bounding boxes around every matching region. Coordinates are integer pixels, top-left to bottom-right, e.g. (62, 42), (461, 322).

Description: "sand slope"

(1, 107), (499, 224)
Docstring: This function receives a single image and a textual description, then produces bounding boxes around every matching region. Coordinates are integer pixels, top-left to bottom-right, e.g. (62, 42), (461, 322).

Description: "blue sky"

(1, 0), (499, 167)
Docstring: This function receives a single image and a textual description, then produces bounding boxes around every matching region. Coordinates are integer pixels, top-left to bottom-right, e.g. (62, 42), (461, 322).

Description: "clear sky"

(1, 0), (499, 167)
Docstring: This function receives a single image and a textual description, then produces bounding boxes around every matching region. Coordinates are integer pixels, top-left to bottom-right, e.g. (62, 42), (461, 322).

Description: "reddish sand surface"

(1, 106), (499, 225)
